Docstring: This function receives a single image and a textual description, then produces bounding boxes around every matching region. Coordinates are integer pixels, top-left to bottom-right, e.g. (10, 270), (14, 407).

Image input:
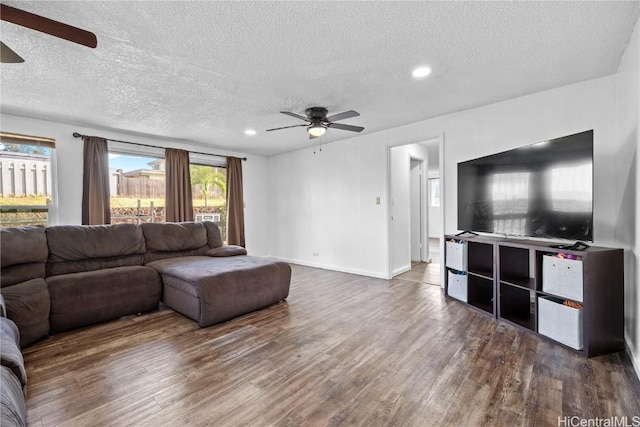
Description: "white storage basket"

(542, 255), (583, 302)
(447, 271), (468, 303)
(445, 240), (467, 272)
(538, 296), (583, 350)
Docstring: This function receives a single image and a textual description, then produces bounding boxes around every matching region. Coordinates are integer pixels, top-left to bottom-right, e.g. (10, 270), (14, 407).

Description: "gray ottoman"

(148, 255), (291, 327)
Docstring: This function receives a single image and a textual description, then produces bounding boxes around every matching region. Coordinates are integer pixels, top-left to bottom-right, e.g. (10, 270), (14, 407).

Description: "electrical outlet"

(313, 252), (319, 257)
(375, 197), (381, 205)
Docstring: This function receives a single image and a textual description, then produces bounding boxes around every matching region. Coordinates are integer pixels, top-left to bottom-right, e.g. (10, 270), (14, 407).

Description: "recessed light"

(412, 66), (432, 79)
(244, 129), (257, 136)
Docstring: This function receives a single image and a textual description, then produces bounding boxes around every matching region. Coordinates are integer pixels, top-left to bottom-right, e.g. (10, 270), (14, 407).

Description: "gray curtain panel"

(226, 157), (245, 247)
(165, 148), (194, 222)
(82, 136), (111, 225)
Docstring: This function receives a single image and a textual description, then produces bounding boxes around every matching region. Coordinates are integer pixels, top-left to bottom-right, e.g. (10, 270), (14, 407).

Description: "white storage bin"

(447, 271), (468, 302)
(538, 296), (583, 350)
(542, 255), (583, 302)
(445, 240), (467, 272)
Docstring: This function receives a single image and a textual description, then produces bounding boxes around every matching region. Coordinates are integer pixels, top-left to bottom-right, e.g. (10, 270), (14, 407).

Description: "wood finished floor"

(396, 261), (441, 286)
(23, 264), (640, 427)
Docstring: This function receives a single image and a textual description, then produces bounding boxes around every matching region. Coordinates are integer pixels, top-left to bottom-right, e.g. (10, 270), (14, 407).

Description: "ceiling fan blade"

(266, 124), (308, 132)
(327, 122), (365, 133)
(280, 111), (310, 122)
(326, 110), (360, 122)
(0, 4), (97, 48)
(0, 41), (24, 63)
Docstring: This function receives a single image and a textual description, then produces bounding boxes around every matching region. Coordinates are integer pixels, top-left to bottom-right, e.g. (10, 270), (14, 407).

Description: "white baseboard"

(272, 257), (389, 279)
(625, 334), (640, 382)
(392, 265), (412, 277)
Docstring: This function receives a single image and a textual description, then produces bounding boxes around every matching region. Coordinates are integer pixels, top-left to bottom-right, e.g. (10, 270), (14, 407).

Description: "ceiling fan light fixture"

(308, 124), (326, 137)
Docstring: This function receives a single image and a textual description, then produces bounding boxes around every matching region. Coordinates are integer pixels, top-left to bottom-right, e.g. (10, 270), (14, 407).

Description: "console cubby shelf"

(467, 241), (494, 279)
(444, 235), (498, 317)
(444, 234), (624, 357)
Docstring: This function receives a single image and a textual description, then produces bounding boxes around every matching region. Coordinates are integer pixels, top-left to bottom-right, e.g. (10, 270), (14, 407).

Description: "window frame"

(429, 177), (440, 208)
(0, 131), (58, 226)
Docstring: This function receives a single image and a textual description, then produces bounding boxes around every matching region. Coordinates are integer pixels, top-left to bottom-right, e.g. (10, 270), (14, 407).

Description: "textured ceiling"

(1, 1), (639, 156)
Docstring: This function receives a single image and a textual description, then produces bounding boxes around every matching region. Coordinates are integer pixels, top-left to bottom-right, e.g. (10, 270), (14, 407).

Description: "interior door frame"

(385, 132), (444, 280)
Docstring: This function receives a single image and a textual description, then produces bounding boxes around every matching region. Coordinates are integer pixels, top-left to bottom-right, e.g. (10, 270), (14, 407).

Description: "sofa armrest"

(0, 316), (26, 387)
(0, 366), (27, 426)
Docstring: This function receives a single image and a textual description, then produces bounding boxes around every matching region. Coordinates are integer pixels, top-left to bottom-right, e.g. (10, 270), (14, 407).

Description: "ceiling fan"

(266, 107), (364, 139)
(0, 4), (97, 63)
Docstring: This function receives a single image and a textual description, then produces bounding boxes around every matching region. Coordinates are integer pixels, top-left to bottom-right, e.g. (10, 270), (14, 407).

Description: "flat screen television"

(457, 130), (593, 241)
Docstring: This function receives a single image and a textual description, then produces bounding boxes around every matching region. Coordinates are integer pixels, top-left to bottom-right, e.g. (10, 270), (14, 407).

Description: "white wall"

(269, 140), (389, 277)
(0, 113), (271, 255)
(615, 17), (640, 377)
(242, 154), (271, 256)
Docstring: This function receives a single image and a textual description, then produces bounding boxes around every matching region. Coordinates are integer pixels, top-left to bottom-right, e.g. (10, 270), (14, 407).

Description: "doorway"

(387, 134), (444, 283)
(389, 143), (429, 277)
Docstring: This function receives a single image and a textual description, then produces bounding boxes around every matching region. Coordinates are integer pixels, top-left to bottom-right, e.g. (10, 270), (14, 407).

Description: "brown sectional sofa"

(45, 223), (163, 332)
(0, 221), (291, 427)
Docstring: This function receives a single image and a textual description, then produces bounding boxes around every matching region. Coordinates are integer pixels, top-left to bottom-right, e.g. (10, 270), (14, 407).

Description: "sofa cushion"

(0, 227), (47, 287)
(203, 221), (223, 249)
(1, 263), (47, 289)
(47, 266), (162, 333)
(0, 317), (26, 387)
(0, 366), (26, 427)
(0, 226), (47, 268)
(142, 222), (210, 262)
(1, 279), (50, 347)
(46, 224), (146, 276)
(206, 246), (247, 257)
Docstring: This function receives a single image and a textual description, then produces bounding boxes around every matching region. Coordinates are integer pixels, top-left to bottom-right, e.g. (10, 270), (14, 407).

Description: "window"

(109, 152), (165, 224)
(429, 178), (440, 207)
(0, 132), (55, 227)
(190, 163), (227, 241)
(107, 151), (227, 240)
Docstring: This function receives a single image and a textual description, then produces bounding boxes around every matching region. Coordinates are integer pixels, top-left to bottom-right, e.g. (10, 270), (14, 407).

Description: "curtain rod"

(72, 132), (247, 161)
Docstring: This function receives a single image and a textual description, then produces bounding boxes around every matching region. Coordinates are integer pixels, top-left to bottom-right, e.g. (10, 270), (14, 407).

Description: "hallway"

(396, 260), (441, 286)
(395, 237), (441, 286)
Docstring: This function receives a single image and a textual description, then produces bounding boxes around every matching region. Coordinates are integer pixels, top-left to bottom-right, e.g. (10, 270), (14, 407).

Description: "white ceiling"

(1, 1), (638, 156)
